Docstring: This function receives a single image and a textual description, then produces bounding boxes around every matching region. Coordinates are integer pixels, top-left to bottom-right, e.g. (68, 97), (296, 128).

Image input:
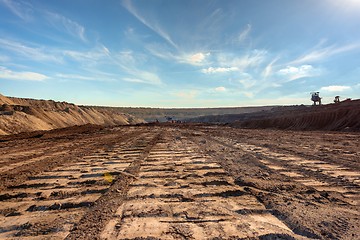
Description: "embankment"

(230, 100), (360, 131)
(0, 94), (143, 135)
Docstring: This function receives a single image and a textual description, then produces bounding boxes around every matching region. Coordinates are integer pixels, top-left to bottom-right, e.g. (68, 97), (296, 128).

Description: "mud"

(0, 124), (359, 239)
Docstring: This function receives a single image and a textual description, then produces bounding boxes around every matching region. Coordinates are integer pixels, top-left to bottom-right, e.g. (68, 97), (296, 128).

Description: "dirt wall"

(231, 100), (360, 131)
(0, 94), (144, 135)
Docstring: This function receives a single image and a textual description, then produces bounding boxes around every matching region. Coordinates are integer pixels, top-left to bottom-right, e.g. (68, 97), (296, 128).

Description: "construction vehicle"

(310, 92), (321, 105)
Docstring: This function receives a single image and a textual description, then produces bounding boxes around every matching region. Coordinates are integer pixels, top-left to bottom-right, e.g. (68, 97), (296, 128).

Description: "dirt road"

(0, 125), (359, 239)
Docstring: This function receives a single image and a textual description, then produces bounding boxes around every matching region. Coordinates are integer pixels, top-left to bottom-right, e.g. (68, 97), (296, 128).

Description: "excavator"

(311, 92), (321, 105)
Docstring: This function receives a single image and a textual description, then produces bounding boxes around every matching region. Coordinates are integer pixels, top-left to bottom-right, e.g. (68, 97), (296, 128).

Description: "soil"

(0, 94), (143, 135)
(187, 99), (360, 132)
(0, 124), (359, 239)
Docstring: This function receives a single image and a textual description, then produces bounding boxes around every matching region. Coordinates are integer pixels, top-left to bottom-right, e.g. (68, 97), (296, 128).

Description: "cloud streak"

(320, 85), (351, 92)
(0, 38), (62, 63)
(45, 12), (87, 42)
(0, 0), (33, 21)
(146, 43), (211, 66)
(55, 73), (104, 82)
(122, 70), (162, 85)
(291, 43), (360, 65)
(201, 67), (238, 74)
(122, 0), (178, 49)
(0, 66), (48, 81)
(175, 90), (198, 99)
(216, 50), (267, 71)
(238, 24), (251, 42)
(262, 57), (279, 79)
(214, 86), (226, 92)
(111, 50), (162, 85)
(278, 65), (321, 81)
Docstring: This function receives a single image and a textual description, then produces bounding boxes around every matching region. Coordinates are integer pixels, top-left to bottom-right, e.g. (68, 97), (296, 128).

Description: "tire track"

(101, 130), (305, 239)
(185, 128), (359, 239)
(212, 136), (360, 206)
(0, 127), (143, 191)
(0, 130), (157, 239)
(67, 129), (162, 240)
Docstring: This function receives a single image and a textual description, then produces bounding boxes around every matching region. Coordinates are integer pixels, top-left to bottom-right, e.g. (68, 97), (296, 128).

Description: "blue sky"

(0, 0), (359, 107)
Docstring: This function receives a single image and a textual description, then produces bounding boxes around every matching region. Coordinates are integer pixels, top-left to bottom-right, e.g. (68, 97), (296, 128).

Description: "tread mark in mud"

(101, 134), (305, 239)
(0, 133), (156, 239)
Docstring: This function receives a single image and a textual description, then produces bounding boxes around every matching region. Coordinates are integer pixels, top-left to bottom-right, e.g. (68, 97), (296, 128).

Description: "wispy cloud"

(0, 55), (10, 62)
(123, 71), (161, 85)
(238, 24), (251, 42)
(63, 45), (109, 63)
(237, 72), (257, 89)
(217, 50), (267, 71)
(174, 90), (198, 99)
(122, 0), (177, 49)
(199, 8), (225, 31)
(0, 0), (33, 21)
(262, 57), (279, 79)
(0, 38), (62, 63)
(201, 67), (238, 74)
(278, 65), (321, 81)
(146, 43), (210, 66)
(55, 45), (163, 85)
(214, 86), (226, 92)
(45, 12), (87, 42)
(320, 85), (351, 92)
(0, 66), (48, 81)
(291, 43), (360, 65)
(187, 52), (210, 65)
(55, 73), (104, 82)
(1, 0), (87, 42)
(112, 50), (162, 85)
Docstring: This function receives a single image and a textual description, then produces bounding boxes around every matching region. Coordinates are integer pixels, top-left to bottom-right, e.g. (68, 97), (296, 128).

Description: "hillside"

(101, 106), (274, 122)
(231, 99), (360, 131)
(186, 99), (360, 131)
(0, 94), (143, 135)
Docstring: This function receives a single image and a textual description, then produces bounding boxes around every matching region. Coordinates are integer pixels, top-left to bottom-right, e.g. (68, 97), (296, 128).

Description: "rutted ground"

(0, 125), (359, 239)
(184, 125), (359, 239)
(0, 127), (157, 239)
(101, 130), (302, 239)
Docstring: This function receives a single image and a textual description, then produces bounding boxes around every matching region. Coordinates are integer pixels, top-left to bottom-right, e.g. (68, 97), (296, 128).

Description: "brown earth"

(187, 99), (360, 132)
(104, 106), (274, 122)
(0, 94), (144, 135)
(0, 124), (358, 239)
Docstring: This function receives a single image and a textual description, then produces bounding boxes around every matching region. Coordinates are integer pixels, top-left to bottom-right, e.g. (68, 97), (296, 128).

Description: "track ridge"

(66, 130), (162, 239)
(0, 128), (143, 191)
(100, 129), (306, 239)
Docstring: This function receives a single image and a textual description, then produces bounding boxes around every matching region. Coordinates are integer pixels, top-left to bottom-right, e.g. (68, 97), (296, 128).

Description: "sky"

(0, 0), (360, 107)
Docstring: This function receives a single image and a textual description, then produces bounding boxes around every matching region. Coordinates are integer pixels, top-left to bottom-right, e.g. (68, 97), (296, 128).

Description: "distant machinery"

(164, 116), (181, 123)
(334, 96), (340, 104)
(165, 116), (173, 122)
(310, 92), (322, 105)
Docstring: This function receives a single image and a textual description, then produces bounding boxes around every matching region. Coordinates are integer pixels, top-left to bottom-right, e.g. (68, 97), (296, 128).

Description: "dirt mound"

(231, 99), (360, 131)
(0, 94), (14, 105)
(0, 94), (144, 135)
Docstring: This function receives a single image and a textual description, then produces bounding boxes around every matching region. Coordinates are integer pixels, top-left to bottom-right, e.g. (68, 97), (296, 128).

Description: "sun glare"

(343, 0), (360, 7)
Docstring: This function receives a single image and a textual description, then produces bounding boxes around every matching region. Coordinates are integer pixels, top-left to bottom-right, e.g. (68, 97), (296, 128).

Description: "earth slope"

(0, 94), (143, 135)
(231, 100), (360, 131)
(186, 100), (360, 132)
